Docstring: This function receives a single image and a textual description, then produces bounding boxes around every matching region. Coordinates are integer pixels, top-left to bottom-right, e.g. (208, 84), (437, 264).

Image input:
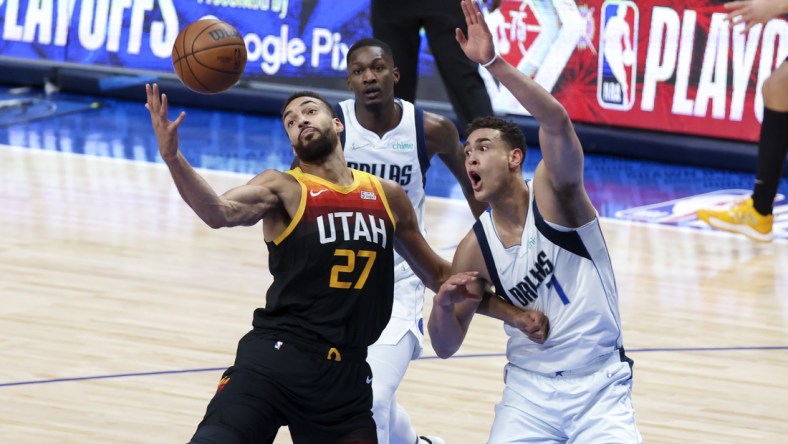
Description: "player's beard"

(294, 128), (337, 163)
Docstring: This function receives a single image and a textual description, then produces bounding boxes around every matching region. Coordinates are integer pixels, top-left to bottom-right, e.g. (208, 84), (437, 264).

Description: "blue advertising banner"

(2, 0), (786, 142)
(1, 0), (367, 76)
(0, 0), (443, 94)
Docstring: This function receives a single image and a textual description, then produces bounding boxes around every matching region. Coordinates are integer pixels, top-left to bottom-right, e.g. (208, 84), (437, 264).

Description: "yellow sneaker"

(696, 198), (774, 242)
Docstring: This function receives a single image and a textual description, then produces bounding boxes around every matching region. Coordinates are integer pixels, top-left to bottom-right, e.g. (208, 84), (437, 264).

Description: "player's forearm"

(476, 291), (519, 324)
(394, 228), (452, 293)
(417, 256), (452, 293)
(164, 151), (229, 228)
(428, 302), (468, 358)
(484, 57), (571, 131)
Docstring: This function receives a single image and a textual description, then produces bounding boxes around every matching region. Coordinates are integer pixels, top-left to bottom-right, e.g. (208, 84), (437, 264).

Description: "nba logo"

(598, 1), (639, 110)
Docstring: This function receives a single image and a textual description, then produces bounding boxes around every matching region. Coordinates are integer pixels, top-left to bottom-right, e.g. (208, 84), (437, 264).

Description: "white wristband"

(481, 52), (499, 68)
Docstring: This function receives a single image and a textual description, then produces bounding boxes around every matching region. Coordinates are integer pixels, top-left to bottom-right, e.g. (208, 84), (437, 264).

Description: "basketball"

(171, 19), (247, 94)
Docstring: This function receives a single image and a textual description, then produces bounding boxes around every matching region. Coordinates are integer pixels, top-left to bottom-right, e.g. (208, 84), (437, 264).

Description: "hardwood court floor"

(1, 146), (787, 444)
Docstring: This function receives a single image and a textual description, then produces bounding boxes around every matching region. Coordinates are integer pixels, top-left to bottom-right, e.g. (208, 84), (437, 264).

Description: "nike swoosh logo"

(310, 189), (328, 197)
(366, 376), (372, 384)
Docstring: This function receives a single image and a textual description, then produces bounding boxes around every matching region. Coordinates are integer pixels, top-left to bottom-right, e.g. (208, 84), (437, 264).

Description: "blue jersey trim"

(473, 215), (514, 305)
(414, 105), (429, 189)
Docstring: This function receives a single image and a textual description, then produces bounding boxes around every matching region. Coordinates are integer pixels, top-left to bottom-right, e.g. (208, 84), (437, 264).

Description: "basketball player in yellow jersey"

(145, 84), (452, 444)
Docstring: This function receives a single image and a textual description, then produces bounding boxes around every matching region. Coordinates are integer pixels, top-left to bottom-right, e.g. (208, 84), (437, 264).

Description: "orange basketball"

(171, 19), (247, 94)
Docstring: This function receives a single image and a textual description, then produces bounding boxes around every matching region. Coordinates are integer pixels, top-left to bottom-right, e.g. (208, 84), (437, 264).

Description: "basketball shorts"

(372, 269), (425, 359)
(189, 331), (377, 444)
(488, 350), (642, 444)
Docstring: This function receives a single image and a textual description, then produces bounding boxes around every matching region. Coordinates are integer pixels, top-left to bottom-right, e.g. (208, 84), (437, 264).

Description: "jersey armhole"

(473, 218), (514, 305)
(273, 171), (308, 245)
(369, 174), (397, 231)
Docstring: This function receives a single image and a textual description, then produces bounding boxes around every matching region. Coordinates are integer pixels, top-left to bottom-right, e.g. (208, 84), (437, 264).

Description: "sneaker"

(696, 198), (774, 242)
(419, 436), (446, 444)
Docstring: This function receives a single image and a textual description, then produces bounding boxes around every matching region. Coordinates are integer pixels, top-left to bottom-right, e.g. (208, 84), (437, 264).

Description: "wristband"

(481, 52), (499, 68)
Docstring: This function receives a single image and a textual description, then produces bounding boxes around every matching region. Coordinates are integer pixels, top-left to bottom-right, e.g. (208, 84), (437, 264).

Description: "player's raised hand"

(145, 83), (186, 163)
(456, 0), (496, 66)
(434, 271), (482, 307)
(511, 310), (550, 344)
(725, 0), (787, 32)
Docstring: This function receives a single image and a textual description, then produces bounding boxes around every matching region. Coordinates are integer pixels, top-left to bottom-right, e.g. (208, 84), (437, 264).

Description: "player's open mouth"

(469, 171), (482, 191)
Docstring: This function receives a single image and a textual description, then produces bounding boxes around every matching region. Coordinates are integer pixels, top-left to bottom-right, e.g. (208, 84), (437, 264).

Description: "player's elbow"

(200, 208), (235, 229)
(433, 347), (457, 360)
(431, 338), (462, 359)
(204, 218), (226, 229)
(200, 214), (226, 229)
(543, 107), (573, 132)
(427, 326), (461, 358)
(202, 201), (258, 228)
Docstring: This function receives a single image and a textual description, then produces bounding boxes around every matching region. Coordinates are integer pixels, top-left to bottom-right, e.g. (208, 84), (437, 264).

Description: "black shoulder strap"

(414, 105), (429, 188)
(473, 216), (514, 305)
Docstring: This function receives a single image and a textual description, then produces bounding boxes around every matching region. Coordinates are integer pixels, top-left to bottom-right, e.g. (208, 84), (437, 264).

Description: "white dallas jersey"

(474, 181), (624, 373)
(337, 98), (430, 354)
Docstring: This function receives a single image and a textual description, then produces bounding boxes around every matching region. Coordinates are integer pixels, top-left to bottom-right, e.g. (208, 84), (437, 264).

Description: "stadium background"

(1, 0), (786, 172)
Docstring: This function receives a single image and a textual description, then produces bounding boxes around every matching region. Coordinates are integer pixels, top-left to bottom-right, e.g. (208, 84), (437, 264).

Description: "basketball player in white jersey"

(338, 38), (488, 444)
(428, 1), (642, 442)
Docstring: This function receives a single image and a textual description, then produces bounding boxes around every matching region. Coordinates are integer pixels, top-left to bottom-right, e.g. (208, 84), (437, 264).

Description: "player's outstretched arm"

(146, 83), (284, 228)
(424, 111), (488, 218)
(456, 0), (567, 132)
(456, 0), (594, 226)
(428, 230), (486, 358)
(382, 180), (452, 293)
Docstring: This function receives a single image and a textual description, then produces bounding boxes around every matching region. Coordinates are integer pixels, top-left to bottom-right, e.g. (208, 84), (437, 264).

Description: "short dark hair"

(466, 116), (526, 152)
(346, 38), (395, 66)
(281, 91), (336, 118)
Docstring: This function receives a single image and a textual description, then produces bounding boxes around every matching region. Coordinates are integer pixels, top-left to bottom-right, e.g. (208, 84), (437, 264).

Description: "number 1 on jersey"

(546, 275), (570, 305)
